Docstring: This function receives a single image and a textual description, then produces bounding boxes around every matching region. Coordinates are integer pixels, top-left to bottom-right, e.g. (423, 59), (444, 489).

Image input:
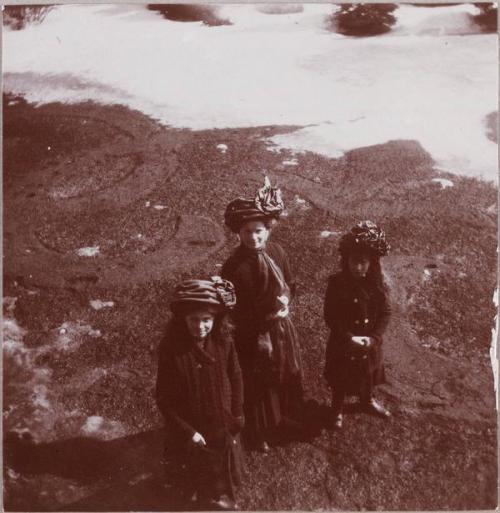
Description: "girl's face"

(348, 253), (371, 279)
(185, 309), (216, 340)
(239, 220), (270, 250)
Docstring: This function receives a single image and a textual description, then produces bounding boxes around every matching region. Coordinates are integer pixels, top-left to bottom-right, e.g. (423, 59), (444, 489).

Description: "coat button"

(353, 298), (358, 303)
(364, 318), (369, 324)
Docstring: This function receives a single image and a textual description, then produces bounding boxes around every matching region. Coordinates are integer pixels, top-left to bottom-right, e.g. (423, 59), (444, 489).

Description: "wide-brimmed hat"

(170, 276), (236, 314)
(339, 220), (389, 257)
(224, 177), (284, 233)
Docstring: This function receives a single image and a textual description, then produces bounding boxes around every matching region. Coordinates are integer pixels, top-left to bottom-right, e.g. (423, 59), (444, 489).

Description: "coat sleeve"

(156, 340), (196, 441)
(324, 276), (352, 344)
(369, 288), (391, 346)
(275, 243), (297, 299)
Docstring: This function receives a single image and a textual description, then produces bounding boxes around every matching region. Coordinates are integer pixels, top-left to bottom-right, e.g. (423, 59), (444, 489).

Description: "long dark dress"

(156, 323), (245, 502)
(221, 242), (304, 441)
(323, 270), (391, 399)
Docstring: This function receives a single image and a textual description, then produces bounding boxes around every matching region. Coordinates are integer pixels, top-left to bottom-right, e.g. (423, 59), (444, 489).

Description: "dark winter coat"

(156, 323), (245, 499)
(221, 242), (303, 435)
(323, 270), (391, 396)
(156, 326), (244, 442)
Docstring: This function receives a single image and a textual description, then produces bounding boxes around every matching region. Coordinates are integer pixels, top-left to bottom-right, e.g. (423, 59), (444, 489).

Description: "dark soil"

(3, 94), (498, 511)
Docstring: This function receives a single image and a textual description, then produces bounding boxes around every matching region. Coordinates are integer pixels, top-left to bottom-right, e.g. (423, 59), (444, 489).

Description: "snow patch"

(3, 339), (29, 367)
(256, 4), (304, 15)
(80, 415), (126, 440)
(81, 415), (104, 432)
(432, 178), (454, 189)
(52, 321), (102, 353)
(320, 230), (339, 238)
(32, 384), (51, 409)
(76, 246), (100, 257)
(270, 126), (344, 160)
(89, 299), (115, 310)
(153, 204), (167, 210)
(216, 143), (228, 153)
(282, 158), (298, 166)
(3, 4), (496, 180)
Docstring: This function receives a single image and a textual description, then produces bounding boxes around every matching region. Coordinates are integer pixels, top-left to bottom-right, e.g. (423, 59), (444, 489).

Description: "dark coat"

(156, 324), (245, 499)
(156, 327), (244, 442)
(221, 242), (303, 436)
(323, 270), (391, 396)
(221, 242), (296, 360)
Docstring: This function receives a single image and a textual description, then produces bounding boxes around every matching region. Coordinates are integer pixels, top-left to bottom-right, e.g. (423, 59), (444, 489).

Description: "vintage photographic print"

(3, 2), (498, 511)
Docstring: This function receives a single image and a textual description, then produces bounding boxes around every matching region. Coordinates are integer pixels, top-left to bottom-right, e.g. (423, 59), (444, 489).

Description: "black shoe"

(364, 399), (391, 418)
(208, 494), (238, 511)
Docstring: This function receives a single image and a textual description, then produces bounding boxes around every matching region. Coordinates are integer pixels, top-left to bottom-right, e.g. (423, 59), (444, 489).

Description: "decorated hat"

(224, 177), (284, 233)
(339, 220), (389, 257)
(170, 276), (236, 314)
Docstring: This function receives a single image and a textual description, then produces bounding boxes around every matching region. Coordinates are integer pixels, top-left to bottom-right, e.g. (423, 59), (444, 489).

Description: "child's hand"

(266, 305), (289, 321)
(276, 305), (289, 319)
(277, 295), (289, 307)
(191, 432), (206, 446)
(351, 336), (373, 348)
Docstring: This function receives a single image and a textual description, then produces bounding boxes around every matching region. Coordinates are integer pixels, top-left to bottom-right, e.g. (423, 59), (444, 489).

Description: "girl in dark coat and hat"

(221, 178), (304, 453)
(156, 277), (245, 510)
(324, 220), (391, 429)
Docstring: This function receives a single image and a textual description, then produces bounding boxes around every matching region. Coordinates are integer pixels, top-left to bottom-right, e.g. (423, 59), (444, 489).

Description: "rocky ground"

(3, 94), (498, 511)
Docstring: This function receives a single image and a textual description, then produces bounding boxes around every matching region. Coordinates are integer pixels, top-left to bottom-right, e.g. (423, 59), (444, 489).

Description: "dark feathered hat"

(224, 177), (284, 233)
(170, 276), (236, 314)
(338, 220), (389, 257)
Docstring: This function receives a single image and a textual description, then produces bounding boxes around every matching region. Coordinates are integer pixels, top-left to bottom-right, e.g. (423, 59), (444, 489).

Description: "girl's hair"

(165, 310), (234, 345)
(236, 216), (277, 233)
(340, 252), (388, 296)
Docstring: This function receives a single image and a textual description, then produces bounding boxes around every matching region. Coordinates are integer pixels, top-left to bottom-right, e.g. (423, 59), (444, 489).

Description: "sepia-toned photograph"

(3, 2), (498, 511)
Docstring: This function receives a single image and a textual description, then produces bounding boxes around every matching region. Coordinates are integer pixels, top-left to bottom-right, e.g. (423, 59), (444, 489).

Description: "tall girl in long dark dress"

(156, 278), (245, 510)
(222, 178), (304, 452)
(324, 221), (391, 429)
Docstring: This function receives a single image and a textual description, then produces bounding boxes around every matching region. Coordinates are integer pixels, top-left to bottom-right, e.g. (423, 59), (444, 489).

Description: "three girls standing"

(156, 179), (392, 508)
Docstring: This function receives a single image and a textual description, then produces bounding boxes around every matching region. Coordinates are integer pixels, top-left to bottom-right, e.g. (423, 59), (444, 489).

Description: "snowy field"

(3, 3), (498, 180)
